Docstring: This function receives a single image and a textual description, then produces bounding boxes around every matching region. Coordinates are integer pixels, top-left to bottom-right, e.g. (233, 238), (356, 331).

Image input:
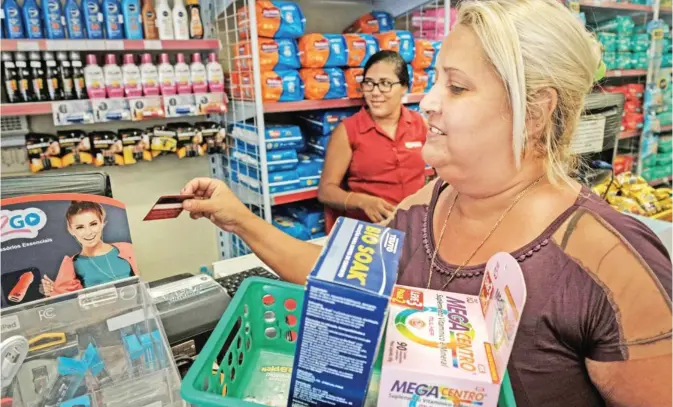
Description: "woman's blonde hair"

(457, 0), (601, 184)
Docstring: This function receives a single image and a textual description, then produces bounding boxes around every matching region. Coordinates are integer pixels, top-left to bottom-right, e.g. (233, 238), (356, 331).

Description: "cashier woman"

(181, 1), (672, 406)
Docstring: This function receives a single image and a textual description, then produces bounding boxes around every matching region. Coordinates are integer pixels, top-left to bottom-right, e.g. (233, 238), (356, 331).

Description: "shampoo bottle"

(70, 51), (86, 99)
(57, 51), (75, 100)
(186, 0), (201, 39)
(84, 53), (105, 98)
(22, 0), (43, 39)
(155, 0), (172, 39)
(64, 0), (85, 39)
(82, 0), (103, 39)
(174, 52), (191, 94)
(189, 52), (206, 93)
(157, 52), (175, 95)
(3, 0), (25, 39)
(140, 0), (157, 39)
(121, 53), (141, 96)
(103, 53), (123, 97)
(172, 0), (188, 39)
(140, 52), (159, 95)
(121, 0), (142, 39)
(102, 0), (123, 39)
(42, 0), (65, 39)
(29, 51), (48, 100)
(43, 51), (63, 100)
(206, 52), (223, 93)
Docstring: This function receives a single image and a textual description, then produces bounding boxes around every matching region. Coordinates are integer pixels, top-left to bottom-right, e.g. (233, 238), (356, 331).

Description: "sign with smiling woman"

(0, 193), (137, 308)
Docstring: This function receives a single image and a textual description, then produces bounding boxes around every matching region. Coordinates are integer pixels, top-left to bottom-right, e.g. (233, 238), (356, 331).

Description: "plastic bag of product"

(616, 35), (632, 52)
(300, 68), (347, 100)
(615, 52), (633, 69)
(234, 38), (300, 71)
(630, 33), (650, 52)
(298, 33), (347, 68)
(375, 31), (415, 63)
(260, 70), (304, 102)
(237, 0), (305, 39)
(411, 39), (436, 70)
(410, 69), (429, 93)
(344, 33), (379, 67)
(344, 67), (364, 99)
(596, 16), (635, 34)
(343, 11), (393, 34)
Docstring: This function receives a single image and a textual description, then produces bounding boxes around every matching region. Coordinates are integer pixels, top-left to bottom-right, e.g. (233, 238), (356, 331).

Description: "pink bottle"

(174, 53), (192, 94)
(206, 52), (224, 93)
(103, 54), (124, 98)
(140, 53), (160, 96)
(122, 54), (142, 97)
(158, 53), (176, 95)
(83, 54), (106, 99)
(190, 52), (208, 94)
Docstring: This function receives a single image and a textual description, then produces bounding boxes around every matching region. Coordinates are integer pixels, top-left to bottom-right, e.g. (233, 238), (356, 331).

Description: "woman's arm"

(181, 178), (321, 285)
(317, 124), (395, 223)
(317, 123), (354, 211)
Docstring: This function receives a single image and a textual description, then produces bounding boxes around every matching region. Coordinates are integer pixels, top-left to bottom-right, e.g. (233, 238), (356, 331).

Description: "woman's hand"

(181, 177), (255, 233)
(40, 275), (54, 297)
(354, 194), (395, 223)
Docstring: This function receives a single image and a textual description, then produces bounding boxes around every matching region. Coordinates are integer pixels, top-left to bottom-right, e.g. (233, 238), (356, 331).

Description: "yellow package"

(654, 188), (672, 201)
(631, 189), (662, 216)
(612, 196), (646, 215)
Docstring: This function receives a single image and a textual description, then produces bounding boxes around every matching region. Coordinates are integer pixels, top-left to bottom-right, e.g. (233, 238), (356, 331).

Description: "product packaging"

(260, 70), (304, 102)
(170, 122), (203, 158)
(235, 38), (301, 71)
(298, 33), (347, 68)
(151, 125), (178, 155)
(57, 130), (93, 166)
(410, 70), (429, 94)
(296, 154), (323, 189)
(237, 0), (305, 39)
(91, 131), (124, 166)
(378, 252), (527, 407)
(196, 121), (226, 154)
(119, 128), (152, 164)
(375, 31), (415, 63)
(411, 39), (436, 70)
(299, 110), (354, 136)
(344, 67), (364, 99)
(300, 68), (347, 100)
(25, 133), (62, 172)
(343, 33), (378, 68)
(272, 215), (311, 241)
(344, 10), (393, 34)
(288, 217), (404, 407)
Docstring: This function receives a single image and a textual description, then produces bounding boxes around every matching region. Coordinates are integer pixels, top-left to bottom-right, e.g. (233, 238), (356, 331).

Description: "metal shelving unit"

(213, 0), (450, 259)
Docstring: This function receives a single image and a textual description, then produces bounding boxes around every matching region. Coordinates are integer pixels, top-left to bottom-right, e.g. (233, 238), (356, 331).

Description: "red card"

(143, 195), (194, 221)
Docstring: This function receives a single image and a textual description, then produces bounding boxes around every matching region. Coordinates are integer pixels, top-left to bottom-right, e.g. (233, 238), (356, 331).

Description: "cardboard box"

(288, 217), (405, 407)
(378, 253), (527, 407)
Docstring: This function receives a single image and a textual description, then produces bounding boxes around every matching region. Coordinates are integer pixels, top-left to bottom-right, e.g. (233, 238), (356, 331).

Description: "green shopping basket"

(180, 277), (518, 407)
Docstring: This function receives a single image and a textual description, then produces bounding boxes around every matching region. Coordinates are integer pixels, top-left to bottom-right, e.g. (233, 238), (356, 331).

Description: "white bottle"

(103, 53), (124, 98)
(174, 52), (192, 94)
(121, 53), (142, 97)
(84, 54), (106, 99)
(140, 53), (160, 95)
(172, 0), (189, 40)
(155, 0), (174, 39)
(206, 52), (224, 93)
(158, 52), (176, 95)
(190, 52), (207, 93)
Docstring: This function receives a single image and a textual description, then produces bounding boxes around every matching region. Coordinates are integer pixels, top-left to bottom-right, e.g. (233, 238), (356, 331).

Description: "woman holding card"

(181, 1), (671, 406)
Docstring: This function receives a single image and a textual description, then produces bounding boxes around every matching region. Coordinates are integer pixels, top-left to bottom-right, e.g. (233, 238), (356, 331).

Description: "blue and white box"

(288, 217), (404, 407)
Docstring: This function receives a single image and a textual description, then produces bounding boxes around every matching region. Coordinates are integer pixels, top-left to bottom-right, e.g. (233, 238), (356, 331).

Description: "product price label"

(144, 40), (161, 49)
(652, 28), (664, 41)
(195, 92), (228, 115)
(16, 40), (40, 51)
(163, 94), (197, 117)
(129, 96), (165, 121)
(52, 100), (95, 126)
(93, 98), (132, 122)
(570, 115), (606, 154)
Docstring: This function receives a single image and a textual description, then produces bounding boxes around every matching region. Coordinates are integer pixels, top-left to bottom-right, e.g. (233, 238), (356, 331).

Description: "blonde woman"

(180, 1), (671, 405)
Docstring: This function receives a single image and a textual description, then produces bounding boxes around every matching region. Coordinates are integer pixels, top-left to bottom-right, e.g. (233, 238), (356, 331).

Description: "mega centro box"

(288, 217), (404, 407)
(378, 253), (527, 407)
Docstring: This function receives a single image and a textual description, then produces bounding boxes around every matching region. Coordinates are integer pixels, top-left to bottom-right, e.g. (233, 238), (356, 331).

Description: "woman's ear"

(526, 88), (558, 143)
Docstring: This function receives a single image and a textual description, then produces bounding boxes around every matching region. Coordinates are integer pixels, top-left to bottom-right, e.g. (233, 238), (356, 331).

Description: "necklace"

(426, 176), (544, 290)
(86, 251), (117, 281)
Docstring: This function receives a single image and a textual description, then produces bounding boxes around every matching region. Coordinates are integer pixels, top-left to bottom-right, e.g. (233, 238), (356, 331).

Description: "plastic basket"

(181, 277), (518, 407)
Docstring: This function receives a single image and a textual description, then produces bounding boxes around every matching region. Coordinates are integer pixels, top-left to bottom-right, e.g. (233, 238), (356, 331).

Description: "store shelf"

(272, 187), (319, 205)
(270, 167), (435, 205)
(1, 101), (53, 116)
(263, 93), (426, 114)
(0, 39), (220, 52)
(605, 69), (648, 78)
(619, 129), (640, 139)
(577, 1), (653, 12)
(649, 175), (673, 186)
(659, 124), (673, 133)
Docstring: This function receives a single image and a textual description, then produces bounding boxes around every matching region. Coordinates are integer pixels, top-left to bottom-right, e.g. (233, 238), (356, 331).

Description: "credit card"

(143, 195), (194, 221)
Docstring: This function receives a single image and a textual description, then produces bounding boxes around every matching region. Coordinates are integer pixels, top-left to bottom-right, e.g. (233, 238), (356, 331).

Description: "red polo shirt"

(342, 106), (427, 221)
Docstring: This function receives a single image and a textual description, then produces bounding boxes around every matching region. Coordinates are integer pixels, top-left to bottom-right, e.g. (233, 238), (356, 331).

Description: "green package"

(616, 52), (633, 70)
(598, 32), (617, 52)
(631, 33), (650, 52)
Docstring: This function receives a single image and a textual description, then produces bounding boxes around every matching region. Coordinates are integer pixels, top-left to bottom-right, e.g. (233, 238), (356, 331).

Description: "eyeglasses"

(361, 79), (402, 93)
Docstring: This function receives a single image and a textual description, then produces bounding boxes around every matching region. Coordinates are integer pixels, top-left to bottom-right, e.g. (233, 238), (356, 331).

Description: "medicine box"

(288, 217), (405, 407)
(377, 253), (527, 407)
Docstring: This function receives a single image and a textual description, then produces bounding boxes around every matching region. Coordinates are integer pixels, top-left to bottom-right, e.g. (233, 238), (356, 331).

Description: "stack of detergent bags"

(230, 1), (440, 102)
